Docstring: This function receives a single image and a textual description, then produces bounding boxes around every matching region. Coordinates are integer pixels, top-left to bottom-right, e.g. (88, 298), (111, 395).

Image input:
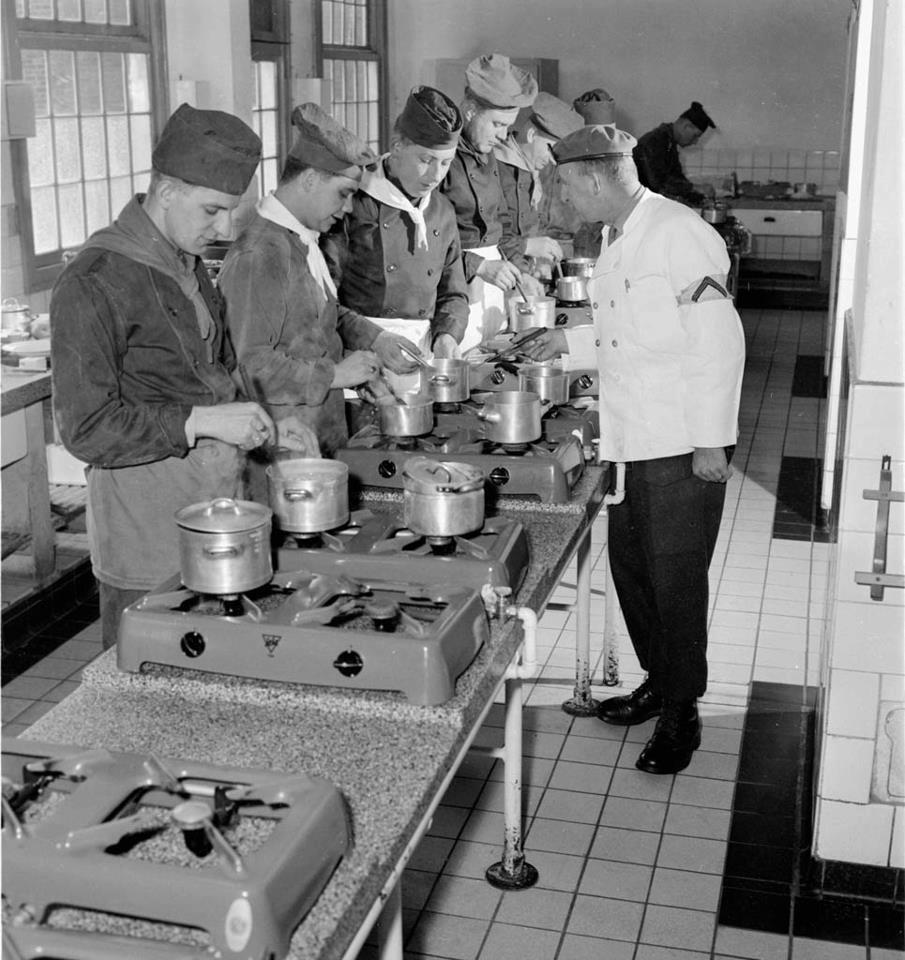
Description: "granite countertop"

(1, 368), (52, 415)
(24, 466), (607, 960)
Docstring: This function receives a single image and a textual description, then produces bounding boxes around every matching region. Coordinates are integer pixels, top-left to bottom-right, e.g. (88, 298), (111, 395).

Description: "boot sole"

(597, 706), (662, 726)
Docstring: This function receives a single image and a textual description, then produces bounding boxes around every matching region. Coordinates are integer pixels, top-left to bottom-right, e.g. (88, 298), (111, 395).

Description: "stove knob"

(377, 459), (397, 479)
(488, 466), (510, 486)
(555, 312), (569, 326)
(180, 630), (205, 658)
(333, 648), (364, 677)
(576, 374), (593, 390)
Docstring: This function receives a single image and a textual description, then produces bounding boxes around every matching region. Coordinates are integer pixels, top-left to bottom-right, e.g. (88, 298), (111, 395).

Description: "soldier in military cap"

(322, 85), (469, 393)
(219, 103), (421, 459)
(521, 123), (745, 776)
(633, 100), (716, 203)
(51, 102), (286, 648)
(493, 91), (584, 276)
(439, 53), (542, 350)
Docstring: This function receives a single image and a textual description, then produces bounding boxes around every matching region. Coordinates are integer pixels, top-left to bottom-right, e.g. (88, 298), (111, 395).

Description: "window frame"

(250, 0), (290, 199)
(7, 0), (168, 293)
(315, 0), (388, 152)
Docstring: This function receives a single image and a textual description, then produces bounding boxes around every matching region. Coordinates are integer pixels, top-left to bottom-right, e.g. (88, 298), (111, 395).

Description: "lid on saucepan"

(175, 497), (272, 532)
(402, 458), (485, 494)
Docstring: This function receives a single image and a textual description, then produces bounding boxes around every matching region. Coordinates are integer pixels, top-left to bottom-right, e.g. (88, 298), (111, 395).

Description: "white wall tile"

(891, 808), (905, 869)
(813, 798), (895, 865)
(825, 669), (880, 738)
(818, 735), (874, 803)
(845, 384), (905, 461)
(830, 601), (905, 674)
(880, 675), (905, 701)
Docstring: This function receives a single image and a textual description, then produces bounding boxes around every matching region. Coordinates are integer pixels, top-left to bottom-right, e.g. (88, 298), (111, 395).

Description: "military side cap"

(464, 53), (538, 110)
(552, 123), (638, 164)
(288, 102), (377, 177)
(397, 86), (462, 149)
(680, 100), (715, 131)
(152, 102), (261, 195)
(529, 92), (584, 141)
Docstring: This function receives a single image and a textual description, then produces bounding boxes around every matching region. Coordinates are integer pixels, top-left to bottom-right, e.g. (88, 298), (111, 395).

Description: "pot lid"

(175, 497), (272, 532)
(402, 458), (485, 494)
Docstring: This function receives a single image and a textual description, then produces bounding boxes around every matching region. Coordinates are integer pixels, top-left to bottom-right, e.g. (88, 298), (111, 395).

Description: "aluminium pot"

(377, 393), (434, 437)
(701, 201), (728, 224)
(508, 296), (557, 332)
(266, 458), (349, 534)
(402, 457), (485, 537)
(559, 257), (595, 279)
(518, 365), (570, 405)
(475, 390), (542, 444)
(421, 358), (469, 403)
(175, 498), (273, 595)
(554, 275), (588, 303)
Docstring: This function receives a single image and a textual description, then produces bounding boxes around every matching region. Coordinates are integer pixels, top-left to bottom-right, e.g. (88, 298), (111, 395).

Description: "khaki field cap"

(152, 103), (262, 195)
(529, 92), (584, 141)
(552, 123), (638, 164)
(397, 86), (463, 149)
(464, 53), (538, 110)
(288, 102), (377, 178)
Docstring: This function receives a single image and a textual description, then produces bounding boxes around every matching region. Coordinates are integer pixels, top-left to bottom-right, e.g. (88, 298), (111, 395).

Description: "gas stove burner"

(119, 570), (493, 704)
(1, 738), (349, 960)
(500, 442), (529, 455)
(556, 298), (590, 308)
(434, 401), (461, 414)
(425, 535), (456, 554)
(174, 582), (293, 619)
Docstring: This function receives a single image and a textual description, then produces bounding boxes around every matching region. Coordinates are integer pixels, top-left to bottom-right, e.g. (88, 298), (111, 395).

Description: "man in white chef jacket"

(521, 124), (746, 775)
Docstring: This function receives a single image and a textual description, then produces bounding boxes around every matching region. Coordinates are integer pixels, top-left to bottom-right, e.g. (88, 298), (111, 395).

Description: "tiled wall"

(814, 374), (905, 867)
(683, 146), (842, 197)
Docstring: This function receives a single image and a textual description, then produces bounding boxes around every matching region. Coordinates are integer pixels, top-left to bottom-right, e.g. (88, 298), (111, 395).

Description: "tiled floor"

(2, 308), (903, 960)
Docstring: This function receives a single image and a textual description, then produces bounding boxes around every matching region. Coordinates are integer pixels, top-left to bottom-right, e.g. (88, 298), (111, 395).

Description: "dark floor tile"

(793, 894), (867, 945)
(725, 840), (797, 884)
(750, 681), (815, 706)
(806, 860), (902, 902)
(868, 902), (905, 950)
(792, 355), (828, 399)
(719, 884), (791, 933)
(737, 747), (801, 784)
(730, 810), (797, 848)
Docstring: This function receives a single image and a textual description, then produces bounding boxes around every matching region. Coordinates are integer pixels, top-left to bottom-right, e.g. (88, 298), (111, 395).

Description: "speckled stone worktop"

(24, 466), (607, 960)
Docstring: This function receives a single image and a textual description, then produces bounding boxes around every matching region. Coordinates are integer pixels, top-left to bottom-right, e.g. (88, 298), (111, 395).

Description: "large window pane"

(84, 0), (108, 23)
(258, 60), (276, 110)
(84, 181), (110, 234)
(54, 118), (82, 182)
(106, 115), (130, 175)
(81, 117), (107, 178)
(77, 51), (103, 114)
(21, 50), (49, 116)
(127, 53), (149, 113)
(57, 0), (82, 21)
(31, 187), (59, 254)
(58, 183), (86, 247)
(108, 0), (130, 25)
(129, 113), (151, 170)
(109, 174), (132, 213)
(27, 0), (54, 19)
(101, 52), (126, 112)
(28, 119), (54, 186)
(49, 50), (77, 115)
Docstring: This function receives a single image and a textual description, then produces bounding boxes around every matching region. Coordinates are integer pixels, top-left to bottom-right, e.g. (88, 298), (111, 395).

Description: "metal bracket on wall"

(854, 454), (904, 600)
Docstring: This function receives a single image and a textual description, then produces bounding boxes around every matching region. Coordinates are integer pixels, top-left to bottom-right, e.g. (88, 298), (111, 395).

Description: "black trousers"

(99, 581), (146, 650)
(607, 451), (729, 702)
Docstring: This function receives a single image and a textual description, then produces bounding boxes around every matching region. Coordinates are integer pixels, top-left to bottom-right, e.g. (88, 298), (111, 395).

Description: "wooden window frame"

(5, 0), (167, 293)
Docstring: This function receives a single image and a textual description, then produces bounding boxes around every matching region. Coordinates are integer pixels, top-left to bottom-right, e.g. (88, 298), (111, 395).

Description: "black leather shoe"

(635, 700), (701, 775)
(597, 679), (662, 726)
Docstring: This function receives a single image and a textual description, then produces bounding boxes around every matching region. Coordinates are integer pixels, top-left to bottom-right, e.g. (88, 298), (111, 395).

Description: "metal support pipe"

(376, 880), (403, 960)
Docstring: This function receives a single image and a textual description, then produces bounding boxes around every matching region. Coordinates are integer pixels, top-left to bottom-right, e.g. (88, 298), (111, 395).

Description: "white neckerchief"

(256, 192), (336, 300)
(361, 158), (431, 250)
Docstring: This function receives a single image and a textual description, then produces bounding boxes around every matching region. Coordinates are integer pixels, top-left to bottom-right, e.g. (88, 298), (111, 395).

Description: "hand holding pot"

(332, 350), (380, 388)
(192, 401), (275, 451)
(372, 331), (421, 375)
(432, 333), (458, 359)
(524, 236), (564, 263)
(518, 328), (569, 363)
(477, 258), (522, 292)
(274, 415), (321, 457)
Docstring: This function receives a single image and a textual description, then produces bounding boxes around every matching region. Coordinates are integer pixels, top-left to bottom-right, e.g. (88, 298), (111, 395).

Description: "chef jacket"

(563, 189), (745, 463)
(633, 123), (698, 200)
(494, 136), (541, 258)
(50, 195), (242, 590)
(218, 211), (383, 456)
(440, 135), (530, 282)
(322, 180), (468, 345)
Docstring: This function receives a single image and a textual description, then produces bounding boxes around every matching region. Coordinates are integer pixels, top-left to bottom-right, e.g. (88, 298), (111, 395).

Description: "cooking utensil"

(482, 329), (547, 365)
(554, 276), (588, 303)
(508, 296), (557, 332)
(701, 200), (728, 224)
(475, 390), (542, 444)
(377, 393), (434, 436)
(499, 248), (530, 304)
(175, 498), (273, 595)
(422, 357), (469, 403)
(402, 458), (485, 537)
(518, 365), (570, 405)
(266, 458), (350, 534)
(560, 258), (595, 279)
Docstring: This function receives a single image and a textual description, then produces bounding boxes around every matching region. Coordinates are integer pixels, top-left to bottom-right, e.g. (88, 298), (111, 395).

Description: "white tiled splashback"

(682, 146), (842, 197)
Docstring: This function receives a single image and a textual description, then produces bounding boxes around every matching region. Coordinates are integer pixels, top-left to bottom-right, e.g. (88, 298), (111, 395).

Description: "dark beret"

(288, 102), (377, 177)
(680, 101), (715, 131)
(152, 103), (261, 195)
(529, 92), (584, 141)
(552, 123), (638, 164)
(464, 53), (538, 110)
(572, 88), (616, 124)
(397, 86), (462, 149)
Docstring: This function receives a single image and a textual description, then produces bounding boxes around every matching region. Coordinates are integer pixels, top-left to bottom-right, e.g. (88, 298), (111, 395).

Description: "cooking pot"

(559, 257), (595, 279)
(402, 457), (485, 538)
(554, 275), (588, 303)
(701, 200), (728, 224)
(377, 393), (434, 437)
(508, 296), (557, 332)
(175, 498), (273, 595)
(422, 358), (469, 403)
(518, 365), (570, 405)
(266, 458), (349, 534)
(476, 390), (542, 444)
(1, 298), (35, 333)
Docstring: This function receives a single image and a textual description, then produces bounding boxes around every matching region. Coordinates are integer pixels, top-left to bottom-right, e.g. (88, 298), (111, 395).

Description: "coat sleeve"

(336, 304), (383, 350)
(50, 270), (192, 467)
(220, 238), (337, 407)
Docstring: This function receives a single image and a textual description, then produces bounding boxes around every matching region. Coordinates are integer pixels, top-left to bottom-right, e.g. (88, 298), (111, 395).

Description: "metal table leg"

(561, 529), (597, 716)
(376, 879), (403, 960)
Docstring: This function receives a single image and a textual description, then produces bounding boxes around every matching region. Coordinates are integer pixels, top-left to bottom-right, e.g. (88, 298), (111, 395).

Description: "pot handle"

(209, 498), (240, 514)
(476, 409), (500, 423)
(430, 374), (451, 384)
(284, 488), (313, 502)
(203, 545), (241, 559)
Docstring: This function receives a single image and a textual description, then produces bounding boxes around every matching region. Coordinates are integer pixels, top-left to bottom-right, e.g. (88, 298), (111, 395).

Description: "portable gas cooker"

(336, 426), (584, 503)
(275, 508), (529, 593)
(432, 397), (599, 456)
(1, 738), (348, 960)
(118, 570), (496, 705)
(552, 298), (594, 327)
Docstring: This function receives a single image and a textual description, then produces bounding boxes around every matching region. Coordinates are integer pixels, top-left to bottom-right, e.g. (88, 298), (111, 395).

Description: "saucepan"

(475, 390), (542, 444)
(266, 458), (350, 534)
(508, 295), (557, 332)
(402, 457), (485, 538)
(377, 393), (434, 437)
(422, 358), (469, 403)
(518, 365), (570, 405)
(554, 275), (588, 303)
(559, 257), (595, 279)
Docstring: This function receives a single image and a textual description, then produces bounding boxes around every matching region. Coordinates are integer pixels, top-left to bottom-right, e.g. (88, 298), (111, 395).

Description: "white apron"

(342, 316), (432, 399)
(462, 244), (506, 354)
